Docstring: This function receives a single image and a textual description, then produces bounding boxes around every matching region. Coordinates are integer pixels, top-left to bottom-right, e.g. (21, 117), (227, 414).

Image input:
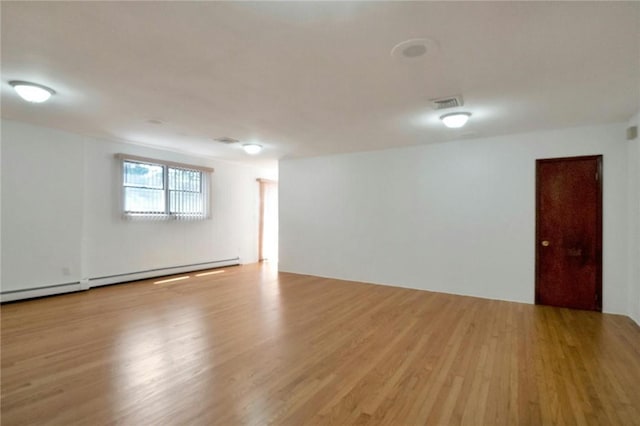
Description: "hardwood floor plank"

(1, 263), (639, 425)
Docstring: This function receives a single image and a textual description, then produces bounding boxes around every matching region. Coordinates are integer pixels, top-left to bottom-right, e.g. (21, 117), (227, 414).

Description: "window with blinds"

(118, 154), (212, 220)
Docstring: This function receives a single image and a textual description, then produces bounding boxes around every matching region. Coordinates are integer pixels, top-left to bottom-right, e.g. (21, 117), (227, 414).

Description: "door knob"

(541, 240), (550, 247)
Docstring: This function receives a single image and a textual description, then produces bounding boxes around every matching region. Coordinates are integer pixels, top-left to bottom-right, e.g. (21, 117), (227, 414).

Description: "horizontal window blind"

(116, 154), (213, 221)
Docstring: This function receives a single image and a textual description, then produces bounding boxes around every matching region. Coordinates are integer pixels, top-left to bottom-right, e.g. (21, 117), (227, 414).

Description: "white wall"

(1, 119), (274, 297)
(82, 137), (266, 279)
(627, 112), (640, 325)
(280, 123), (630, 315)
(1, 121), (85, 291)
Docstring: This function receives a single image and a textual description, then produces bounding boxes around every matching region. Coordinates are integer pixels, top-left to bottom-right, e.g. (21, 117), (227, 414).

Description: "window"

(117, 154), (213, 220)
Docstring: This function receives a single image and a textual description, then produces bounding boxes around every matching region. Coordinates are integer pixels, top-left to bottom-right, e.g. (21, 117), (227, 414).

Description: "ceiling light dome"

(440, 112), (471, 128)
(9, 81), (55, 103)
(243, 143), (262, 155)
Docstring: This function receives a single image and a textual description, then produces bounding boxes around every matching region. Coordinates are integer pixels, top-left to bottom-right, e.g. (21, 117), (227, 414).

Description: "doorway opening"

(257, 178), (278, 263)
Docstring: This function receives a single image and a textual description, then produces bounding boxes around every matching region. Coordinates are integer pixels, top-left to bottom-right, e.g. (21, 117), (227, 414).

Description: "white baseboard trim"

(1, 258), (240, 302)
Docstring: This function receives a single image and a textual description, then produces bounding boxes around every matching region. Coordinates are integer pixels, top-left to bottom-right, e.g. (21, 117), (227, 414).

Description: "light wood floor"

(1, 263), (639, 425)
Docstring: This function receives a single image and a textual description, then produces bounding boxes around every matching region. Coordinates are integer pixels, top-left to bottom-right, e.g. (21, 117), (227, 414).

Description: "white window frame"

(116, 154), (213, 220)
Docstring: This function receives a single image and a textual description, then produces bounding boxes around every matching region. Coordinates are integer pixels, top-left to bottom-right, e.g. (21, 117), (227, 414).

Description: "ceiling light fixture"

(242, 143), (262, 155)
(9, 81), (56, 103)
(440, 112), (471, 128)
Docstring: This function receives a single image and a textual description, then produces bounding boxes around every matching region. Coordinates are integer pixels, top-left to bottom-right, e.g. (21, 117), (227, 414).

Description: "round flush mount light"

(242, 143), (263, 155)
(391, 38), (439, 60)
(440, 112), (471, 128)
(9, 81), (55, 103)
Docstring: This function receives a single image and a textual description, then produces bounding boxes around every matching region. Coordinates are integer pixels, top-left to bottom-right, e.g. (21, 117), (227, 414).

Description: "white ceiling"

(2, 1), (639, 167)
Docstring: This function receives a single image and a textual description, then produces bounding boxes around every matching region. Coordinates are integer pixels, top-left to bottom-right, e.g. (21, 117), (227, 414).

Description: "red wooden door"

(536, 155), (602, 311)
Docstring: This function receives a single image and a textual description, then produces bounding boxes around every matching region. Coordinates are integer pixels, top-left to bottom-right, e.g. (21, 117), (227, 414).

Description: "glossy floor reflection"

(2, 263), (639, 425)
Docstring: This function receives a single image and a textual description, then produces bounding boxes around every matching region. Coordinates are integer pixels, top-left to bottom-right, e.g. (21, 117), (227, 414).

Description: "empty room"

(1, 1), (639, 425)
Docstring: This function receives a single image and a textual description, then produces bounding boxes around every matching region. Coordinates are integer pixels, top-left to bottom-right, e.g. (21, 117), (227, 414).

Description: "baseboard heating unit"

(1, 257), (240, 303)
(1, 281), (83, 303)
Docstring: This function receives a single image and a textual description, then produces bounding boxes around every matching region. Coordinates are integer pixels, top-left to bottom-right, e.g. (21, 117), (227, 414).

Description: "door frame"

(534, 155), (603, 311)
(257, 178), (277, 262)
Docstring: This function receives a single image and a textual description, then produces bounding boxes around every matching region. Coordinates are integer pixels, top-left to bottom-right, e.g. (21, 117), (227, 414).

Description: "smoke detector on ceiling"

(430, 95), (464, 110)
(391, 38), (439, 60)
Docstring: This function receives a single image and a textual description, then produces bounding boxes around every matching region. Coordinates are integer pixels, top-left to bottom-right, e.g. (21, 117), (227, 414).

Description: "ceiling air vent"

(213, 137), (239, 144)
(431, 95), (464, 110)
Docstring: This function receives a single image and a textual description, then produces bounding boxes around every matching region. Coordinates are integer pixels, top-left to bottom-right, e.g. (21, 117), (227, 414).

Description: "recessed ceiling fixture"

(431, 95), (464, 110)
(243, 143), (262, 155)
(440, 112), (471, 128)
(213, 137), (239, 144)
(391, 38), (439, 60)
(9, 80), (55, 103)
